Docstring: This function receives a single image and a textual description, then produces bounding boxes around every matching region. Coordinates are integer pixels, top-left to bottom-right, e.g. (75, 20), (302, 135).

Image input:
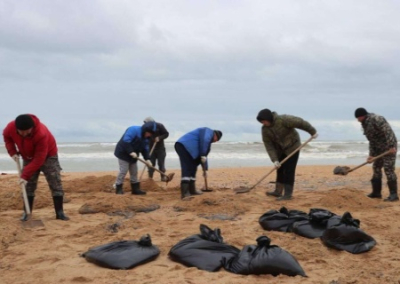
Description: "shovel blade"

(233, 186), (252, 194)
(21, 219), (45, 228)
(333, 166), (350, 175)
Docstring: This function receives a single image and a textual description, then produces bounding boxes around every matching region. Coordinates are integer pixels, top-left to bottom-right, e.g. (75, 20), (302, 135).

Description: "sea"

(1, 140), (399, 174)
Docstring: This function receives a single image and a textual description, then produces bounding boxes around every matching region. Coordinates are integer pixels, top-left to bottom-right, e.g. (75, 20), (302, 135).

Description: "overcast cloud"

(1, 0), (399, 142)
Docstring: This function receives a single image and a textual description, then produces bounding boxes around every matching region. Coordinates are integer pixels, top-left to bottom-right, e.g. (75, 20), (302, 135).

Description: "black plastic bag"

(82, 234), (160, 269)
(259, 207), (309, 232)
(223, 236), (306, 277)
(321, 212), (377, 254)
(292, 208), (338, 239)
(168, 224), (240, 272)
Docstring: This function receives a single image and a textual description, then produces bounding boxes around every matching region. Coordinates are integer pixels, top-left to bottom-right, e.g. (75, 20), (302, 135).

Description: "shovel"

(201, 162), (212, 192)
(15, 158), (45, 228)
(333, 150), (392, 175)
(137, 157), (175, 184)
(234, 136), (314, 194)
(139, 141), (157, 181)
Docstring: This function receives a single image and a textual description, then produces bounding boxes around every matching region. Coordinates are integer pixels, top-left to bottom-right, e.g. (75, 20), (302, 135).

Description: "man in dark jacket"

(175, 127), (222, 199)
(257, 109), (318, 200)
(143, 117), (169, 181)
(355, 107), (398, 201)
(3, 114), (69, 221)
(114, 121), (154, 195)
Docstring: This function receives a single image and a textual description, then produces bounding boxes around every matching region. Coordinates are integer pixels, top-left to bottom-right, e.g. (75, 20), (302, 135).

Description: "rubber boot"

(189, 180), (203, 196)
(21, 196), (34, 221)
(384, 180), (399, 202)
(181, 181), (191, 199)
(367, 178), (382, 198)
(266, 182), (284, 197)
(131, 182), (146, 195)
(53, 196), (70, 220)
(276, 184), (293, 201)
(115, 184), (124, 195)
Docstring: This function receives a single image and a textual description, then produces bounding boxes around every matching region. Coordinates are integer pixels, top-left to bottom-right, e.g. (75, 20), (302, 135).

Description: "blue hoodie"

(177, 127), (215, 160)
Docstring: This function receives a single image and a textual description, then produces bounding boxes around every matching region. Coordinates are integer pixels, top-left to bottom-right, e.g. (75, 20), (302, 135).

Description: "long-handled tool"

(201, 162), (212, 192)
(16, 158), (45, 228)
(139, 142), (157, 181)
(333, 150), (392, 175)
(234, 136), (314, 194)
(137, 157), (175, 184)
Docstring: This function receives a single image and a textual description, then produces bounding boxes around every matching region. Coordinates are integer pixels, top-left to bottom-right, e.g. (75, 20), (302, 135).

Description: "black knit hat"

(15, 114), (35, 130)
(213, 130), (223, 141)
(354, 108), (368, 118)
(257, 109), (273, 123)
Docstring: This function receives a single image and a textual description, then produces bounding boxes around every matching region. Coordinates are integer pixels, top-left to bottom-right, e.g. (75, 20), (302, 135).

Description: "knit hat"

(354, 108), (368, 118)
(213, 130), (223, 141)
(257, 109), (273, 123)
(143, 116), (155, 123)
(15, 114), (35, 130)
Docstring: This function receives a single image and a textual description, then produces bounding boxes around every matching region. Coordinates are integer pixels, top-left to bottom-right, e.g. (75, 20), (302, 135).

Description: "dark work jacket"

(149, 122), (169, 150)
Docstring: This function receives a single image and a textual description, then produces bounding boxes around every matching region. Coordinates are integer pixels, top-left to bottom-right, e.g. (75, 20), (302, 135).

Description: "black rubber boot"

(115, 184), (124, 195)
(131, 182), (146, 195)
(384, 180), (399, 202)
(189, 180), (203, 196)
(277, 184), (293, 201)
(181, 181), (191, 199)
(21, 196), (34, 221)
(53, 196), (70, 220)
(367, 178), (382, 198)
(266, 182), (284, 197)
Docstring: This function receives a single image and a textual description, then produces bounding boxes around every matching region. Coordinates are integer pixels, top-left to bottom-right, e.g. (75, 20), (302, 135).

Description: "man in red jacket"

(3, 114), (69, 221)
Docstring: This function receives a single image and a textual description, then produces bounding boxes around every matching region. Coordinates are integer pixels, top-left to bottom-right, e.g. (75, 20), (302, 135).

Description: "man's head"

(354, 108), (368, 122)
(213, 130), (223, 142)
(15, 114), (35, 137)
(257, 109), (273, 126)
(143, 116), (155, 123)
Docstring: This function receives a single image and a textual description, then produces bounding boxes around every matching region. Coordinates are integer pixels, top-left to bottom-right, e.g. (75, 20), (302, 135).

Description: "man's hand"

(274, 161), (281, 169)
(367, 156), (374, 163)
(389, 147), (397, 154)
(19, 179), (28, 186)
(11, 154), (19, 162)
(154, 137), (160, 143)
(145, 160), (152, 167)
(201, 156), (207, 164)
(130, 152), (138, 159)
(312, 133), (318, 139)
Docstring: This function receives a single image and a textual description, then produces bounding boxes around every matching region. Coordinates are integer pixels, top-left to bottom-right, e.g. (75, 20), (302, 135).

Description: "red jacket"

(3, 114), (58, 180)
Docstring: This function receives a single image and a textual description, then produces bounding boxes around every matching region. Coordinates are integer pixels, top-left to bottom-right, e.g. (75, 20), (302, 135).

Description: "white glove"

(312, 133), (318, 139)
(274, 161), (281, 169)
(19, 179), (28, 186)
(130, 152), (138, 159)
(203, 171), (208, 178)
(201, 156), (207, 164)
(145, 160), (152, 167)
(11, 154), (19, 162)
(154, 137), (160, 143)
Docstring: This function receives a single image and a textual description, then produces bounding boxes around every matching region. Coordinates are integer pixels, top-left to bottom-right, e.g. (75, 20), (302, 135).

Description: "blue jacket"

(177, 127), (215, 168)
(114, 122), (156, 163)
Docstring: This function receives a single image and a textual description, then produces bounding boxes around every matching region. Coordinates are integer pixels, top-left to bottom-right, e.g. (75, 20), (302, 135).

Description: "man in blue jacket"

(175, 128), (223, 199)
(114, 121), (155, 195)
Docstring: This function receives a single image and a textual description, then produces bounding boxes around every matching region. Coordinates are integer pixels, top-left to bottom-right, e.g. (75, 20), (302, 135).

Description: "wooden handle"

(348, 150), (393, 173)
(16, 158), (31, 215)
(139, 142), (157, 180)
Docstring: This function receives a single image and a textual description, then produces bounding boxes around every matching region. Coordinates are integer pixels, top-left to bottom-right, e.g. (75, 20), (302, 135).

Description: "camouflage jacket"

(261, 112), (317, 162)
(361, 113), (397, 156)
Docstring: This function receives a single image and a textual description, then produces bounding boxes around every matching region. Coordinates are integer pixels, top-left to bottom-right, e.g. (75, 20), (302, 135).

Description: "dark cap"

(15, 114), (35, 130)
(354, 108), (368, 118)
(213, 130), (223, 141)
(257, 109), (273, 123)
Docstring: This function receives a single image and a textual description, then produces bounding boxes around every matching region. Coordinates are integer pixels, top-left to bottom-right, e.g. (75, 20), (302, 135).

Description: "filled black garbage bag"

(82, 234), (160, 269)
(168, 224), (240, 272)
(292, 208), (338, 239)
(259, 207), (309, 232)
(321, 212), (377, 254)
(223, 236), (306, 277)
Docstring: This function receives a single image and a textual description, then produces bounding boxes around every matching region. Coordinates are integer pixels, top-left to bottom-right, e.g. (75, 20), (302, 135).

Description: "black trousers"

(174, 142), (200, 181)
(148, 147), (167, 176)
(276, 151), (300, 186)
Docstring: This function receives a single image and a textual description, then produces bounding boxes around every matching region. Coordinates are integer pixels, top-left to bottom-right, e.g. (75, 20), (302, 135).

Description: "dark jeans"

(148, 147), (166, 176)
(276, 152), (300, 186)
(174, 142), (200, 181)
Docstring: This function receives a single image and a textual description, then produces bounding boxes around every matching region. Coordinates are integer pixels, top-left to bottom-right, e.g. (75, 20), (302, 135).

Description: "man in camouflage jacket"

(257, 109), (318, 200)
(355, 107), (398, 201)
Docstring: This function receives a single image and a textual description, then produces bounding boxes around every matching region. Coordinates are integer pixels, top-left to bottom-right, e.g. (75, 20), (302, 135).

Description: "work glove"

(130, 152), (138, 159)
(273, 161), (281, 169)
(312, 133), (318, 139)
(11, 154), (19, 162)
(154, 137), (160, 143)
(19, 179), (28, 186)
(201, 156), (207, 164)
(145, 160), (152, 167)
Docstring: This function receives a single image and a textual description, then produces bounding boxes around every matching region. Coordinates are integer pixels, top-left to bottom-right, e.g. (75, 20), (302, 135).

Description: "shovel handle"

(348, 150), (393, 173)
(16, 158), (31, 215)
(201, 162), (208, 189)
(137, 157), (168, 177)
(139, 142), (157, 180)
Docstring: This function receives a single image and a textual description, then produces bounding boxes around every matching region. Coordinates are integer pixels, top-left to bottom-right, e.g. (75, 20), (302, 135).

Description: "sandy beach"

(1, 165), (400, 284)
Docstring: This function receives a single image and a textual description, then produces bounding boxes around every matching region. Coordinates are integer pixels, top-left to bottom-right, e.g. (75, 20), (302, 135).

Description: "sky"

(1, 0), (400, 142)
